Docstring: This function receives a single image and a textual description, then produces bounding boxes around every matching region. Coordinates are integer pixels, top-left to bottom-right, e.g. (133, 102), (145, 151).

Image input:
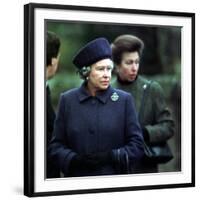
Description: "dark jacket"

(46, 85), (60, 178)
(113, 75), (175, 173)
(48, 83), (144, 177)
(47, 85), (56, 144)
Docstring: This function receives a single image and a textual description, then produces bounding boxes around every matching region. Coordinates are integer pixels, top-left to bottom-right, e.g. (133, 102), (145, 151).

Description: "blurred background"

(47, 20), (181, 173)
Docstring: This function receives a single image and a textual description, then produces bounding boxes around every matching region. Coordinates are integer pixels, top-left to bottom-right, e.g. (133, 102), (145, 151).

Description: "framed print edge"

(24, 3), (35, 197)
(24, 3), (195, 197)
(191, 13), (195, 188)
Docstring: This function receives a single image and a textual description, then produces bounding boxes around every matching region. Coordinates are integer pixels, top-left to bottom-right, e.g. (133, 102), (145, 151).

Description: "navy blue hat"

(73, 37), (112, 69)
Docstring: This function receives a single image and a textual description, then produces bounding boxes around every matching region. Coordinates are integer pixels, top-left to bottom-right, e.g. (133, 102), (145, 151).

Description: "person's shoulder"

(141, 78), (164, 96)
(149, 80), (163, 91)
(61, 88), (79, 99)
(139, 76), (162, 89)
(138, 75), (152, 85)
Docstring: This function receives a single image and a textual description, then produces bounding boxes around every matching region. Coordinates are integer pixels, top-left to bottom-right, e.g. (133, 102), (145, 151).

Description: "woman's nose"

(103, 69), (111, 77)
(131, 64), (137, 71)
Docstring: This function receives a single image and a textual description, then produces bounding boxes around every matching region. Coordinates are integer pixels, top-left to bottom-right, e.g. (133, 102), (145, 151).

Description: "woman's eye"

(96, 67), (106, 71)
(96, 66), (113, 71)
(125, 60), (140, 65)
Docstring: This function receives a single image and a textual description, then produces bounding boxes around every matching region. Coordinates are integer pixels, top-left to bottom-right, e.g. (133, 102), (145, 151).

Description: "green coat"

(113, 75), (175, 172)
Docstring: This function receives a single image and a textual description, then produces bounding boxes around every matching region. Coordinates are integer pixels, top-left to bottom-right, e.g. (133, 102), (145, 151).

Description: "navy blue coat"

(48, 83), (144, 177)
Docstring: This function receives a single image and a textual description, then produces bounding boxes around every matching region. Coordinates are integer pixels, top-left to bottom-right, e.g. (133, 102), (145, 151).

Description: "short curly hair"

(111, 35), (144, 65)
(77, 66), (91, 80)
(46, 31), (61, 66)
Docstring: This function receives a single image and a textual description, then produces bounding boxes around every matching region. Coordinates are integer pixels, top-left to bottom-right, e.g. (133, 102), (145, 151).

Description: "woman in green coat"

(111, 35), (175, 173)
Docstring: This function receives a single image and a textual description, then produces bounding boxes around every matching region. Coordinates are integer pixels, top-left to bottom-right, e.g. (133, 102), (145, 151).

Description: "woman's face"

(88, 58), (113, 92)
(117, 51), (140, 82)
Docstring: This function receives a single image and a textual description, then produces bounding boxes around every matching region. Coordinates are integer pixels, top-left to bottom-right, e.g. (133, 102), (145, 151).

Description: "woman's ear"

(51, 57), (58, 68)
(51, 53), (60, 68)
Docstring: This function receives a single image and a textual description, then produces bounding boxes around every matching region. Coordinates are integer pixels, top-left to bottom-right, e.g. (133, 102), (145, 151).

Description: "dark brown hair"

(46, 31), (61, 66)
(111, 35), (144, 65)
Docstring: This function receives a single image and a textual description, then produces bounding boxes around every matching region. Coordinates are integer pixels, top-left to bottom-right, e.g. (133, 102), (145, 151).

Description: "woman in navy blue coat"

(48, 38), (144, 177)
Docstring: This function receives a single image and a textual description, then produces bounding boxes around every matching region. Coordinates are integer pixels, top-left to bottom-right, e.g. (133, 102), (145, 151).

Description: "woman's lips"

(130, 74), (136, 78)
(101, 81), (109, 85)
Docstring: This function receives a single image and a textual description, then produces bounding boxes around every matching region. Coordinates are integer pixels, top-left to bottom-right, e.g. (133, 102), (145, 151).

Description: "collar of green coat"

(113, 75), (149, 91)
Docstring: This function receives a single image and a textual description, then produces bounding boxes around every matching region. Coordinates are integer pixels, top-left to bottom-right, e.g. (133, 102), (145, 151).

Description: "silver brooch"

(111, 92), (119, 101)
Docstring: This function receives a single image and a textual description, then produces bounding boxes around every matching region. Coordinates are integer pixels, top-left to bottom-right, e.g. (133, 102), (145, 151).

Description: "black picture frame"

(24, 3), (195, 197)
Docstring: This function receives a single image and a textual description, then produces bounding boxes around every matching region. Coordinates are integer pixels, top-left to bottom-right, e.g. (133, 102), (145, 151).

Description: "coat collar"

(115, 75), (145, 90)
(77, 82), (114, 104)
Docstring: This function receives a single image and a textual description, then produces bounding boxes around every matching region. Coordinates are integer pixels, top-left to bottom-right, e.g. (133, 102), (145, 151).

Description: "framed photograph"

(24, 3), (195, 197)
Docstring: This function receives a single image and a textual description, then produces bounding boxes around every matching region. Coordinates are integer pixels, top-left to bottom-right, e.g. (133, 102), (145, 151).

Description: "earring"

(86, 77), (89, 80)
